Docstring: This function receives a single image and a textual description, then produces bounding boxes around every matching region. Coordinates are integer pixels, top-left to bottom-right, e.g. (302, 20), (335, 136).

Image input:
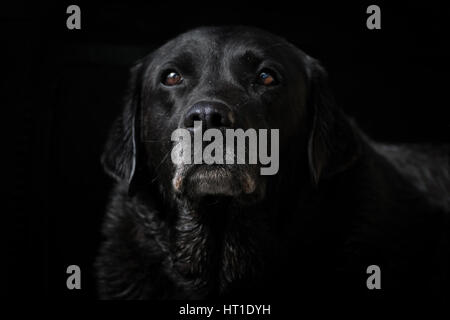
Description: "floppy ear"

(305, 56), (362, 185)
(101, 61), (145, 191)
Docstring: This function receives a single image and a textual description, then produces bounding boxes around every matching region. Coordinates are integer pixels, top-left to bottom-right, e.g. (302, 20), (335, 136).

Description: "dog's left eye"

(162, 70), (183, 86)
(257, 70), (277, 86)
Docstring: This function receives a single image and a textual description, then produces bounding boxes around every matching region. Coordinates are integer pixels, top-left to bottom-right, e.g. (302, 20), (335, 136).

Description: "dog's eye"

(162, 70), (183, 86)
(258, 70), (277, 86)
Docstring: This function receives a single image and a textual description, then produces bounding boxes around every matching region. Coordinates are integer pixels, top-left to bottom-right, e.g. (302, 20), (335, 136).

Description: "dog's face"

(102, 26), (360, 204)
(141, 27), (309, 201)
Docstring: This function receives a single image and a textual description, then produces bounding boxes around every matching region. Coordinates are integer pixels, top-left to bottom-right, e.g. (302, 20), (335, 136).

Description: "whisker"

(151, 150), (172, 183)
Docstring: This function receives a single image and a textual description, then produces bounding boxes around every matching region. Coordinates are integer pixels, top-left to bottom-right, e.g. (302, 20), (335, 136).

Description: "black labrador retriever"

(96, 26), (449, 302)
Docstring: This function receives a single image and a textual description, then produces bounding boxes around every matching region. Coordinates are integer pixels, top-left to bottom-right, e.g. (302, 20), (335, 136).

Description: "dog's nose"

(183, 101), (234, 129)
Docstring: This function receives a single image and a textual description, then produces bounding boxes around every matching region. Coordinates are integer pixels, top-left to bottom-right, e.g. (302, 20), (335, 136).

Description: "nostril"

(209, 113), (223, 128)
(184, 110), (203, 128)
(191, 114), (201, 122)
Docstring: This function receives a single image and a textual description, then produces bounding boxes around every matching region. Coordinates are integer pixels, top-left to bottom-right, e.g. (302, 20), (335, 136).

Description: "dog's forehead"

(155, 27), (293, 60)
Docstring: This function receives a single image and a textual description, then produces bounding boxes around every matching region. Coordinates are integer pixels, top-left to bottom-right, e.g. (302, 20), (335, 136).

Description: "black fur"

(96, 26), (449, 303)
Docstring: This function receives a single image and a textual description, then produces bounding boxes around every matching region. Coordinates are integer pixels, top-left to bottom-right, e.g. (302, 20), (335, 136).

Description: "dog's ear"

(305, 56), (362, 185)
(101, 61), (145, 191)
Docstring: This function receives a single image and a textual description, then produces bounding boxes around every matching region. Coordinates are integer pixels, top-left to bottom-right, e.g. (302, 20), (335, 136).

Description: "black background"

(4, 1), (448, 300)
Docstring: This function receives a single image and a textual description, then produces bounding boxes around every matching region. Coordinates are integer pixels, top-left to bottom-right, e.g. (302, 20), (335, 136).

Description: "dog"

(96, 26), (449, 302)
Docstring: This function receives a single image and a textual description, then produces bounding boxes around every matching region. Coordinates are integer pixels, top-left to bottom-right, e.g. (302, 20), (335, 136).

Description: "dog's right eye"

(161, 70), (183, 86)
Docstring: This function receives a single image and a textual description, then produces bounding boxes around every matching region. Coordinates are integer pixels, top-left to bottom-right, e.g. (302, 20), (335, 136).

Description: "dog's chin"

(186, 168), (238, 196)
(173, 165), (258, 199)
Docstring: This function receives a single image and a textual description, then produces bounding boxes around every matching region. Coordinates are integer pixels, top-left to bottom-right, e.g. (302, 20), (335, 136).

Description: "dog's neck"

(164, 195), (273, 297)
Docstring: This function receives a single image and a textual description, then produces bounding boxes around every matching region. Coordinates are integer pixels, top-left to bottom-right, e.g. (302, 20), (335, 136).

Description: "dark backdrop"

(4, 1), (448, 299)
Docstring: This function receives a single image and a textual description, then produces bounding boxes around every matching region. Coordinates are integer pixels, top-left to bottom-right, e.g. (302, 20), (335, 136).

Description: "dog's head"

(102, 26), (361, 203)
